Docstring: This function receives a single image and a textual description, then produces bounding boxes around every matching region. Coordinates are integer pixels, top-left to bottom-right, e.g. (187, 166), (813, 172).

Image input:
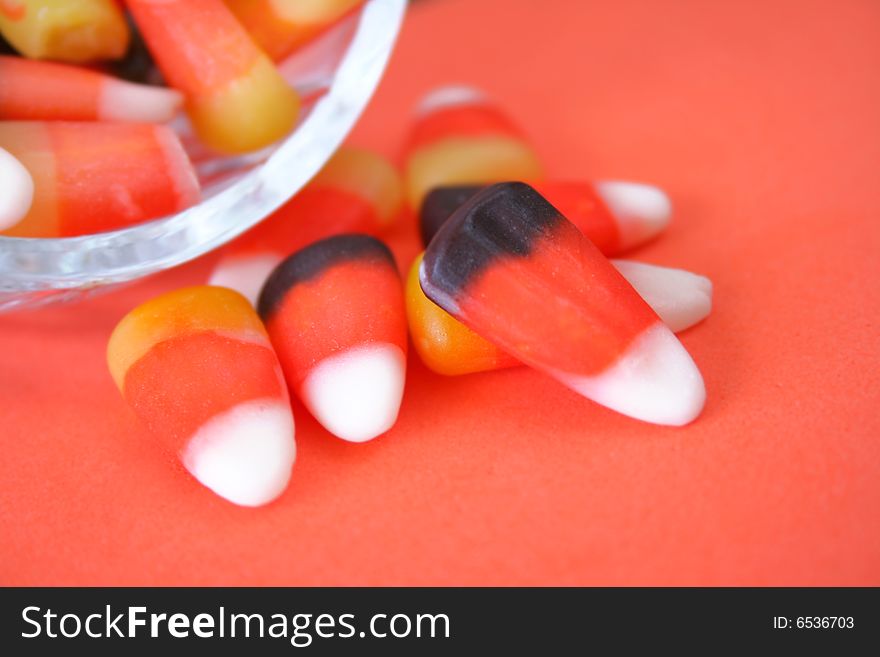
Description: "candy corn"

(0, 55), (182, 123)
(258, 234), (407, 442)
(420, 183), (705, 426)
(0, 0), (129, 63)
(0, 121), (200, 237)
(225, 0), (363, 61)
(407, 253), (712, 376)
(107, 286), (296, 507)
(0, 146), (33, 231)
(210, 146), (403, 304)
(420, 181), (671, 254)
(403, 86), (543, 208)
(128, 0), (300, 153)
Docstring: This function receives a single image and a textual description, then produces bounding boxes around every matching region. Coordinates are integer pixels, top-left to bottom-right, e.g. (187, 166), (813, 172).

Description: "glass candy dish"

(0, 0), (406, 312)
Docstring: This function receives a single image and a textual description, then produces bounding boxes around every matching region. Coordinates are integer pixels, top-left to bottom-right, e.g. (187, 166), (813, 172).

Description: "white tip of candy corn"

(553, 323), (705, 426)
(417, 85), (487, 116)
(181, 399), (296, 507)
(301, 343), (406, 442)
(100, 79), (184, 123)
(596, 181), (672, 251)
(0, 148), (34, 231)
(209, 254), (283, 306)
(612, 260), (713, 333)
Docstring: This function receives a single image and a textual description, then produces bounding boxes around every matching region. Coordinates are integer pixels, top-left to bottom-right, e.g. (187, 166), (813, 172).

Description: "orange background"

(1, 0), (879, 585)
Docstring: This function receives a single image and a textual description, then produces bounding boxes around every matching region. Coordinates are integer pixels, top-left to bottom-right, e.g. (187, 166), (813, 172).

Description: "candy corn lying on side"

(211, 146), (403, 304)
(0, 121), (200, 237)
(107, 286), (296, 506)
(0, 55), (183, 122)
(420, 183), (706, 426)
(128, 0), (300, 153)
(0, 0), (130, 63)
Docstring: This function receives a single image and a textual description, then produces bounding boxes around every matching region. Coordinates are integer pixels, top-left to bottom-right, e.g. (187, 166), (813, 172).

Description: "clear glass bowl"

(0, 0), (407, 312)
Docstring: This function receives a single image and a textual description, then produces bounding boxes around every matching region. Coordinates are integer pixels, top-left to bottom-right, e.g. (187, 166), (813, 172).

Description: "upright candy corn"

(407, 253), (712, 376)
(420, 181), (671, 254)
(0, 146), (33, 231)
(420, 183), (706, 426)
(210, 146), (403, 304)
(107, 286), (296, 507)
(0, 55), (183, 123)
(0, 121), (200, 237)
(128, 0), (300, 153)
(225, 0), (363, 61)
(403, 86), (543, 208)
(0, 0), (130, 63)
(258, 234), (407, 442)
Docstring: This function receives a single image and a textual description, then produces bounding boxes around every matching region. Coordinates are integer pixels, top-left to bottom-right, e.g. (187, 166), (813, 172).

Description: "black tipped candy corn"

(420, 182), (706, 426)
(259, 235), (408, 443)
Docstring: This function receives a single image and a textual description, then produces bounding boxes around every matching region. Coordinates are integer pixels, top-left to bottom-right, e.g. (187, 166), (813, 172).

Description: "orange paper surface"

(1, 0), (879, 585)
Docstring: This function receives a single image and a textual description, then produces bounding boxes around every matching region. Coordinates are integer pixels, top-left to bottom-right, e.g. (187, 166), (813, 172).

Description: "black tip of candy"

(419, 186), (483, 247)
(258, 234), (397, 320)
(420, 182), (564, 307)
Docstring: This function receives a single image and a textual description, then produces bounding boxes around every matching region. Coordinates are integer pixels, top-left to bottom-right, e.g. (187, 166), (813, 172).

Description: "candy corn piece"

(420, 183), (706, 426)
(0, 121), (200, 237)
(210, 146), (403, 304)
(107, 286), (296, 507)
(225, 0), (364, 61)
(0, 55), (182, 123)
(420, 180), (671, 254)
(0, 146), (33, 232)
(403, 86), (543, 208)
(0, 0), (129, 63)
(128, 0), (300, 153)
(408, 253), (712, 376)
(258, 235), (407, 442)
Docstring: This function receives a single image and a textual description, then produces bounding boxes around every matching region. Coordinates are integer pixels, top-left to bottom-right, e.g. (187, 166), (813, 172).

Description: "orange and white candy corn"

(0, 55), (183, 123)
(420, 183), (706, 426)
(0, 121), (199, 237)
(225, 0), (364, 61)
(258, 234), (407, 442)
(107, 286), (296, 507)
(210, 146), (402, 304)
(128, 0), (300, 153)
(0, 0), (130, 63)
(403, 85), (543, 208)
